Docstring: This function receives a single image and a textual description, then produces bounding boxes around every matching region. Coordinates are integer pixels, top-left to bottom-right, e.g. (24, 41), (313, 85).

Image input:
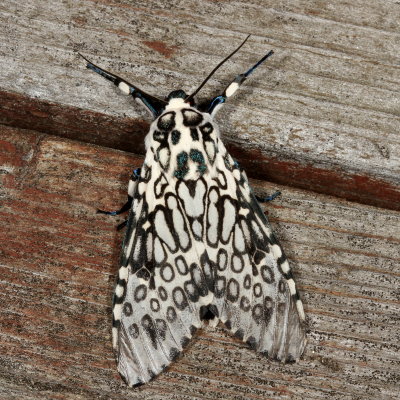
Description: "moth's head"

(161, 89), (196, 112)
(166, 90), (195, 107)
(166, 90), (187, 101)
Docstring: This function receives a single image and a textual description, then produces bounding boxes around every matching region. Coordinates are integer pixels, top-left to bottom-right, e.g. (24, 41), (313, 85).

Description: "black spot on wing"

(217, 169), (227, 190)
(123, 302), (133, 316)
(158, 286), (168, 301)
(184, 280), (200, 302)
(153, 130), (167, 143)
(226, 278), (240, 302)
(208, 304), (219, 318)
(278, 279), (286, 293)
(243, 274), (251, 289)
(166, 306), (177, 323)
(190, 128), (199, 141)
(234, 329), (244, 340)
(174, 151), (189, 179)
(169, 347), (180, 361)
(134, 284), (147, 302)
(247, 336), (257, 350)
(172, 287), (189, 310)
(199, 122), (213, 140)
(112, 318), (120, 328)
(252, 304), (263, 324)
(171, 129), (181, 145)
(141, 314), (158, 349)
(217, 248), (228, 271)
(240, 295), (251, 312)
(253, 283), (263, 298)
(175, 255), (189, 275)
(182, 109), (203, 126)
(128, 323), (139, 339)
(190, 149), (207, 175)
(179, 179), (197, 198)
(252, 263), (259, 276)
(155, 318), (167, 340)
(160, 263), (175, 282)
(263, 296), (274, 324)
(231, 254), (244, 273)
(149, 275), (156, 290)
(190, 325), (197, 335)
(156, 146), (171, 172)
(253, 250), (265, 265)
(154, 173), (168, 199)
(200, 252), (214, 292)
(223, 152), (234, 171)
(215, 276), (226, 298)
(150, 298), (160, 312)
(190, 262), (208, 297)
(157, 111), (175, 131)
(136, 267), (151, 281)
(181, 336), (190, 347)
(260, 265), (275, 284)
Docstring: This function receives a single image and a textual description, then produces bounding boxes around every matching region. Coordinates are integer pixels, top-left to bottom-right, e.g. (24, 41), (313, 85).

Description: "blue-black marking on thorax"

(174, 151), (189, 179)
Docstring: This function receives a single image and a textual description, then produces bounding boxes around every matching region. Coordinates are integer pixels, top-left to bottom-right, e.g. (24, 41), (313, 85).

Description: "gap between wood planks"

(0, 90), (398, 211)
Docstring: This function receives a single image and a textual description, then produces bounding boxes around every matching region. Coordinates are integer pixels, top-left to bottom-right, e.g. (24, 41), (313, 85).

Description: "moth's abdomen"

(148, 106), (218, 180)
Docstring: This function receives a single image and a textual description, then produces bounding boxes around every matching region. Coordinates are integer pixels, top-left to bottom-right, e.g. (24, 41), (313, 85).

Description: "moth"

(80, 35), (306, 387)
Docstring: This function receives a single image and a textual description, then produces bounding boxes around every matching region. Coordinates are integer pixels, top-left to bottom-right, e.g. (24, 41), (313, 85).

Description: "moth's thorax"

(145, 102), (219, 180)
(164, 97), (186, 111)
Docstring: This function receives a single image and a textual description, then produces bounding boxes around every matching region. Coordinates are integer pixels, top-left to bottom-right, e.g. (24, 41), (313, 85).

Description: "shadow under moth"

(80, 35), (306, 387)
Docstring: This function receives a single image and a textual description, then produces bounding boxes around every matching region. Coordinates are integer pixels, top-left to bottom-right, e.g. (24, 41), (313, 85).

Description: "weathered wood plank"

(1, 125), (399, 399)
(0, 0), (399, 210)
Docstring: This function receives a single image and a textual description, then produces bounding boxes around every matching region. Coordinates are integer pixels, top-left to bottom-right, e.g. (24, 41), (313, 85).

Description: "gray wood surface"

(0, 0), (399, 209)
(1, 125), (399, 399)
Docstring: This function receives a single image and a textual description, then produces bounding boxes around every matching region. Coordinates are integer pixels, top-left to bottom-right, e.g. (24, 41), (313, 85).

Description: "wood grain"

(1, 125), (399, 399)
(0, 0), (399, 209)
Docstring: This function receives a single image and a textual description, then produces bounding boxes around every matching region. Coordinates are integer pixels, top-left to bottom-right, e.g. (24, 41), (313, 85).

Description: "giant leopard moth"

(80, 35), (306, 387)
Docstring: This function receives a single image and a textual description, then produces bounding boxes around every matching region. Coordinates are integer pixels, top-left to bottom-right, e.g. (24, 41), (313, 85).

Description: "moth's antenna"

(185, 35), (251, 103)
(243, 49), (274, 78)
(78, 53), (168, 112)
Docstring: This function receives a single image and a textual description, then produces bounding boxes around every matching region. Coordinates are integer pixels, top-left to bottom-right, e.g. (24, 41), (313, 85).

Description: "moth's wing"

(211, 150), (306, 362)
(112, 163), (211, 387)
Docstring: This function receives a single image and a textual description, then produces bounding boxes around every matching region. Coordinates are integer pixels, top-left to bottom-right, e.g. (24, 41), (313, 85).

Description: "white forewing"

(112, 103), (306, 386)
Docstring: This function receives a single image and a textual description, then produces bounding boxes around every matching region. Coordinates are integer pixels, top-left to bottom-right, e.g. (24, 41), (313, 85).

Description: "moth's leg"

(256, 191), (281, 203)
(97, 168), (141, 215)
(208, 49), (274, 115)
(233, 160), (243, 171)
(78, 53), (166, 117)
(233, 159), (280, 202)
(116, 220), (128, 231)
(97, 197), (132, 215)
